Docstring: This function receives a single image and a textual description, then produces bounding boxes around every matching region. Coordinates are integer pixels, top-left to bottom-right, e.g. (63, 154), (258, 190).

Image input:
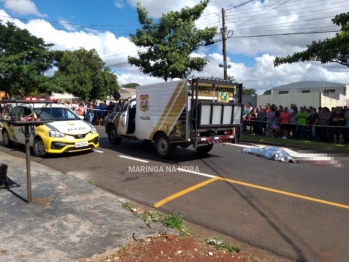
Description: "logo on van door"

(139, 94), (150, 112)
(218, 90), (229, 103)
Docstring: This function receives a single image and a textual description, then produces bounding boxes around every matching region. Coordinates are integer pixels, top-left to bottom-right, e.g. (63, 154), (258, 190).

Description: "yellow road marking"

(154, 177), (220, 208)
(153, 174), (349, 210)
(219, 177), (349, 210)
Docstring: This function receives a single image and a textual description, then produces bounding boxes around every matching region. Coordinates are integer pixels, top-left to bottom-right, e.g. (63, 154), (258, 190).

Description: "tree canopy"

(128, 0), (217, 81)
(53, 48), (119, 101)
(0, 21), (62, 97)
(274, 12), (349, 67)
(242, 88), (257, 96)
(123, 83), (140, 88)
(263, 89), (271, 95)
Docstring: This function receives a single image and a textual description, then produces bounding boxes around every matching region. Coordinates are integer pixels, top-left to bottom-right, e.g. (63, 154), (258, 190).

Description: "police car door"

(13, 106), (28, 144)
(117, 101), (129, 135)
(117, 99), (136, 136)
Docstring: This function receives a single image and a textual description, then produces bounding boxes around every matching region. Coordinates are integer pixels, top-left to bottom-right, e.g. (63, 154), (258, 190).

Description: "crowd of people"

(60, 100), (123, 126)
(242, 102), (349, 145)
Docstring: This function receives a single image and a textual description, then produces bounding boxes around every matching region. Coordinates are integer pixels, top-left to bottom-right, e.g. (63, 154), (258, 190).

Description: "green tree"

(242, 88), (257, 96)
(128, 0), (217, 81)
(123, 83), (140, 88)
(53, 48), (119, 101)
(227, 75), (236, 82)
(0, 21), (63, 97)
(263, 89), (271, 95)
(274, 12), (349, 67)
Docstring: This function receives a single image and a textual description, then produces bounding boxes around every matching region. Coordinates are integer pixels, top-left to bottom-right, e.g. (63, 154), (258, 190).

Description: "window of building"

(323, 89), (335, 94)
(301, 90), (310, 93)
(278, 91), (288, 94)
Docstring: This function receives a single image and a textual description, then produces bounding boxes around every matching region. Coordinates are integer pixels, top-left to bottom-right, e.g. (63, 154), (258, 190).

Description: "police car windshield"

(34, 107), (80, 121)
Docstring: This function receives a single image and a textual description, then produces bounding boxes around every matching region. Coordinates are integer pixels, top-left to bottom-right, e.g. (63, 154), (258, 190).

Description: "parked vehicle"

(105, 78), (243, 158)
(1, 103), (99, 157)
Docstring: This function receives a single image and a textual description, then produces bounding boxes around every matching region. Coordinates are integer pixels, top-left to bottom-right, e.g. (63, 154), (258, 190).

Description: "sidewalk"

(0, 151), (170, 262)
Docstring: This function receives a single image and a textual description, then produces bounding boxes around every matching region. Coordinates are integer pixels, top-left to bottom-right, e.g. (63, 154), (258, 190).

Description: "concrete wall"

(321, 94), (347, 108)
(272, 85), (346, 98)
(242, 96), (257, 107)
(257, 93), (321, 108)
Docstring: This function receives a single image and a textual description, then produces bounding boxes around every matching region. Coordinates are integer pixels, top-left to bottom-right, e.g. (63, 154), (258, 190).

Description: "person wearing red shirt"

(280, 107), (290, 139)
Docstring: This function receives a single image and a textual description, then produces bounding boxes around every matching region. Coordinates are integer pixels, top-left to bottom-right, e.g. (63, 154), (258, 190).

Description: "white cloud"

(1, 0), (46, 17)
(114, 0), (125, 9)
(58, 18), (76, 31)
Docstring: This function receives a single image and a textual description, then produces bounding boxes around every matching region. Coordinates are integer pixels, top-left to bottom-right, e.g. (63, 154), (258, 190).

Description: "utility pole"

(221, 8), (228, 80)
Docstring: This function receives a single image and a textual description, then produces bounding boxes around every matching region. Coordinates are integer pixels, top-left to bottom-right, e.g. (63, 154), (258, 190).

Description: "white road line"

(177, 168), (215, 178)
(93, 149), (104, 153)
(119, 155), (149, 163)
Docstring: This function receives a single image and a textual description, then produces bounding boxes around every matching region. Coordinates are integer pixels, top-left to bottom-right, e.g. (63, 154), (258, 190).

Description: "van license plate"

(75, 142), (88, 148)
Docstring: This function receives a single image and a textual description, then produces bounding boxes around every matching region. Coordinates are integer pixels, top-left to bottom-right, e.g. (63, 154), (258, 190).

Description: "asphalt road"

(1, 126), (348, 262)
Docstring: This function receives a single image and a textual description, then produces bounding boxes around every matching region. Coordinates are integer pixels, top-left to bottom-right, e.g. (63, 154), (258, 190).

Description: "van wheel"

(155, 134), (176, 158)
(108, 125), (121, 145)
(2, 129), (14, 147)
(33, 138), (46, 157)
(196, 144), (213, 154)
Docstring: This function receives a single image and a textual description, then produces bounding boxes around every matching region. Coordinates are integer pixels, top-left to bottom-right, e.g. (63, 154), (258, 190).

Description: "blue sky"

(0, 0), (348, 94)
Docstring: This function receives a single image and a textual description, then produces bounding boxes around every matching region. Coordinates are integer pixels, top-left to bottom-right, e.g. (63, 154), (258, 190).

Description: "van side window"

(130, 100), (136, 109)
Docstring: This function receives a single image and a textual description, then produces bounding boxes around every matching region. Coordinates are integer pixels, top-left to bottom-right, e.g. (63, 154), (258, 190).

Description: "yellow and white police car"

(1, 103), (99, 157)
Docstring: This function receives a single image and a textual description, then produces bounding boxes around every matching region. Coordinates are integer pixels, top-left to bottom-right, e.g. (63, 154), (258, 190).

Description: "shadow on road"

(98, 137), (222, 164)
(196, 158), (319, 262)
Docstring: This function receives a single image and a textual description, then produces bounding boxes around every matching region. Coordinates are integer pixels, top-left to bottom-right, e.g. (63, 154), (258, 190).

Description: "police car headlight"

(90, 126), (97, 134)
(49, 130), (65, 138)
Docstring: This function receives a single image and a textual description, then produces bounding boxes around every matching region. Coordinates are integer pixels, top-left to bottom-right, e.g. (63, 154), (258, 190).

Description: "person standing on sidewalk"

(331, 107), (345, 144)
(86, 101), (95, 124)
(308, 108), (319, 141)
(318, 107), (331, 143)
(266, 105), (276, 137)
(344, 109), (349, 145)
(295, 106), (307, 140)
(280, 107), (290, 139)
(289, 107), (297, 138)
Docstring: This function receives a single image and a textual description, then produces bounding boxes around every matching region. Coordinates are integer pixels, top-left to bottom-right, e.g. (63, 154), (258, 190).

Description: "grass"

(121, 202), (190, 235)
(162, 212), (188, 234)
(206, 238), (241, 253)
(240, 133), (349, 151)
(88, 180), (97, 186)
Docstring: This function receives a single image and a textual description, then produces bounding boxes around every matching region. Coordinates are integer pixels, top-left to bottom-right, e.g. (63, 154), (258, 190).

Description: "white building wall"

(257, 93), (321, 108)
(50, 92), (76, 99)
(321, 94), (347, 108)
(273, 86), (346, 97)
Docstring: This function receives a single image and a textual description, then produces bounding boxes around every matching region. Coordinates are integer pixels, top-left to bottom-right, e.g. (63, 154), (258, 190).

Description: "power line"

(232, 0), (293, 30)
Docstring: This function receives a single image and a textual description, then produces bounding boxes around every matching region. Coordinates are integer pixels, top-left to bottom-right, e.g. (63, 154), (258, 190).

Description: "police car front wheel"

(33, 138), (46, 157)
(108, 125), (121, 145)
(2, 129), (14, 147)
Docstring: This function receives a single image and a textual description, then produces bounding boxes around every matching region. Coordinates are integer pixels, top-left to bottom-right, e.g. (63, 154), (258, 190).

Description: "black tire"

(196, 144), (213, 154)
(2, 129), (14, 147)
(33, 138), (46, 157)
(108, 125), (121, 145)
(155, 133), (176, 158)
